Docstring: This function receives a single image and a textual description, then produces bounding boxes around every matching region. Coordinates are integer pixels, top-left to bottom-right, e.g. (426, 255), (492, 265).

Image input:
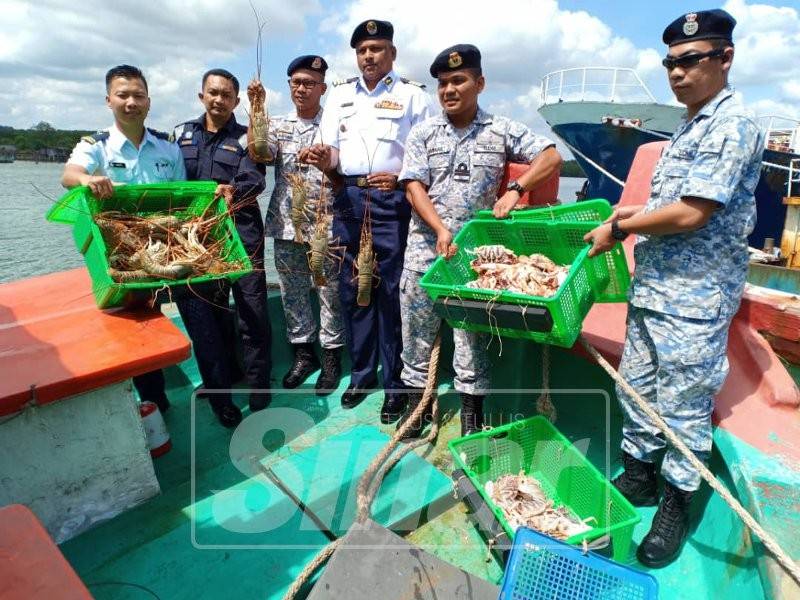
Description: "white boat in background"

(538, 67), (800, 249)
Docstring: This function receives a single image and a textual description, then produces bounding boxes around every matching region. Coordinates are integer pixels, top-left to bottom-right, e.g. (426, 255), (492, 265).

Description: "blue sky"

(1, 0), (798, 139)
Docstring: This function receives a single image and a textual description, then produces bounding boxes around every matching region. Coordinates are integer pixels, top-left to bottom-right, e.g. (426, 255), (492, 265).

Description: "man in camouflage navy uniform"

(584, 9), (764, 567)
(397, 45), (561, 439)
(258, 55), (346, 393)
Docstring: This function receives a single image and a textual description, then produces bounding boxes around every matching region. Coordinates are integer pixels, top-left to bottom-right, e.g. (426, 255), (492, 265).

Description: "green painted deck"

(59, 296), (770, 599)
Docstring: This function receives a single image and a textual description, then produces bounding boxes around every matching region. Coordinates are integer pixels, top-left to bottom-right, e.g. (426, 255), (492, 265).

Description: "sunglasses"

(661, 49), (725, 70)
(288, 79), (321, 90)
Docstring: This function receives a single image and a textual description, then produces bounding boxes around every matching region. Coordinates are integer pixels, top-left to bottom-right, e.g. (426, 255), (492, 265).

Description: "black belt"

(343, 175), (399, 190)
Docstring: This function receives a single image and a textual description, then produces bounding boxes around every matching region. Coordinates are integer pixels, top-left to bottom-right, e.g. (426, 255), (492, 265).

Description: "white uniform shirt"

(67, 123), (186, 184)
(318, 69), (436, 175)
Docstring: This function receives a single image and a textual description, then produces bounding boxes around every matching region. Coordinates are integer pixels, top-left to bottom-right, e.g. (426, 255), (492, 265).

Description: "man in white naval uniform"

(302, 19), (436, 422)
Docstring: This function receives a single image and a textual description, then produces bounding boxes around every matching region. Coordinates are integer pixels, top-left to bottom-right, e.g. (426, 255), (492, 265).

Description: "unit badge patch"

(683, 13), (699, 36)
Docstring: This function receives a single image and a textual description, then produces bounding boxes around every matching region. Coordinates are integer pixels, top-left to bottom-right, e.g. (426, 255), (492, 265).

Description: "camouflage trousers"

(274, 239), (345, 349)
(618, 305), (732, 491)
(399, 269), (490, 394)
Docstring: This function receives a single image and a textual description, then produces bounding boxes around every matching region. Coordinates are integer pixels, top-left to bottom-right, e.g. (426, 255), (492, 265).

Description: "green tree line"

(2, 122), (586, 179)
(0, 122), (92, 152)
(560, 159), (585, 177)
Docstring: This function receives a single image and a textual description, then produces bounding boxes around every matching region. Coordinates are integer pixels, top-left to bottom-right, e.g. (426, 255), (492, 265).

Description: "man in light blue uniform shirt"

(584, 9), (764, 567)
(303, 19), (436, 422)
(62, 64), (186, 414)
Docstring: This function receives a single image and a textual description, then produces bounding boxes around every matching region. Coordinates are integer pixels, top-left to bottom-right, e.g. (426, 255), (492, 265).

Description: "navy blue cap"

(430, 44), (481, 77)
(662, 9), (736, 46)
(350, 19), (393, 48)
(287, 55), (328, 77)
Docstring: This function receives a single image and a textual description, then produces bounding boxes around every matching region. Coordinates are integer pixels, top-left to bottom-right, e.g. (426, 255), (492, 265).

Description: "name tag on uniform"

(222, 145), (239, 152)
(110, 161), (126, 168)
(340, 101), (354, 108)
(375, 100), (403, 110)
(179, 140), (193, 146)
(453, 162), (470, 181)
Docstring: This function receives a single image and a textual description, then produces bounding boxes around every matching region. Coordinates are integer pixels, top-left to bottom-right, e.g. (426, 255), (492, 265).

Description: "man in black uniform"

(172, 68), (272, 427)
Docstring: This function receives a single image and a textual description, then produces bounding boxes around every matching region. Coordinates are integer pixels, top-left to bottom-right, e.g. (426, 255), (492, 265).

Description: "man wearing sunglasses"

(584, 9), (764, 568)
(254, 55), (346, 395)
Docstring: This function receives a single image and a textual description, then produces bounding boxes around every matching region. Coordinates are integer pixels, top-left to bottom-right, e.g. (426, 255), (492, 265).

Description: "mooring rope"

(281, 331), (444, 600)
(535, 345), (557, 422)
(579, 336), (800, 588)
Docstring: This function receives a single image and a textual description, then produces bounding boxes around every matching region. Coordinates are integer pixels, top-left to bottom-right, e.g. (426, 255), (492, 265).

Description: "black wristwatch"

(611, 220), (629, 241)
(506, 180), (525, 195)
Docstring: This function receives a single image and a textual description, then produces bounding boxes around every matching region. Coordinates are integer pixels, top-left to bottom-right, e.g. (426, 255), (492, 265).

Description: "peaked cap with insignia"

(287, 54), (328, 76)
(662, 9), (736, 46)
(350, 19), (393, 48)
(429, 44), (481, 78)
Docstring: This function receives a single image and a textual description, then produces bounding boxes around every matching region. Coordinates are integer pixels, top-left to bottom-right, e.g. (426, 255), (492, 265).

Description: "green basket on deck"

(449, 415), (640, 564)
(476, 198), (613, 224)
(46, 181), (252, 309)
(419, 218), (628, 347)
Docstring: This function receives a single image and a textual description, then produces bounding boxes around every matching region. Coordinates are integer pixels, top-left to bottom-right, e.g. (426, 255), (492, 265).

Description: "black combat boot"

(396, 388), (431, 440)
(380, 392), (408, 424)
(209, 398), (242, 429)
(282, 343), (319, 389)
(637, 482), (694, 567)
(612, 452), (659, 506)
(315, 347), (342, 395)
(460, 394), (485, 436)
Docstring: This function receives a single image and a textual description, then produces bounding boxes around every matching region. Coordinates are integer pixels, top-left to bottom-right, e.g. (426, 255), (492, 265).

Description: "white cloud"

(0, 0), (319, 130)
(723, 0), (800, 103)
(318, 0), (660, 127)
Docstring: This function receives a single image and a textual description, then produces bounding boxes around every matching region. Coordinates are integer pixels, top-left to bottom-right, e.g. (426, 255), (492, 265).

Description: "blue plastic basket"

(500, 528), (658, 600)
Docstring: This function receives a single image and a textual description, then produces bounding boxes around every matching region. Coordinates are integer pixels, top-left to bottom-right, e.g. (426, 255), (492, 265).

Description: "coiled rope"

(281, 332), (443, 600)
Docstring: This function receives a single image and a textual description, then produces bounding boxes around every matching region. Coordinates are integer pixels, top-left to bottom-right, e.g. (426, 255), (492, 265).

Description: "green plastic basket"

(419, 219), (628, 347)
(46, 181), (252, 308)
(449, 416), (640, 564)
(475, 199), (629, 304)
(476, 198), (614, 224)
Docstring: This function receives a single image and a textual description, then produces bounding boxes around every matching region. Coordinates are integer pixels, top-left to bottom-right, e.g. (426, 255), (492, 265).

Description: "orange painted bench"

(0, 504), (92, 600)
(0, 268), (191, 416)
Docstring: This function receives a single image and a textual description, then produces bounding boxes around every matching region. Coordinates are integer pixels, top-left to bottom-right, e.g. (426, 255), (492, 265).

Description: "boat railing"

(788, 158), (800, 198)
(540, 67), (658, 105)
(758, 115), (800, 154)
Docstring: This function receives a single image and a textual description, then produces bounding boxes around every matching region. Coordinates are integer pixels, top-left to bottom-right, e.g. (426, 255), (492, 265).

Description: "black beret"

(350, 19), (393, 48)
(429, 44), (481, 78)
(287, 55), (328, 77)
(662, 9), (736, 46)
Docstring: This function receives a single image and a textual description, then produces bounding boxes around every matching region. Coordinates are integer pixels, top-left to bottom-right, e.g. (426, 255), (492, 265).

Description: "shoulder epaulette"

(400, 77), (426, 89)
(81, 131), (109, 144)
(332, 76), (358, 87)
(147, 128), (170, 141)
